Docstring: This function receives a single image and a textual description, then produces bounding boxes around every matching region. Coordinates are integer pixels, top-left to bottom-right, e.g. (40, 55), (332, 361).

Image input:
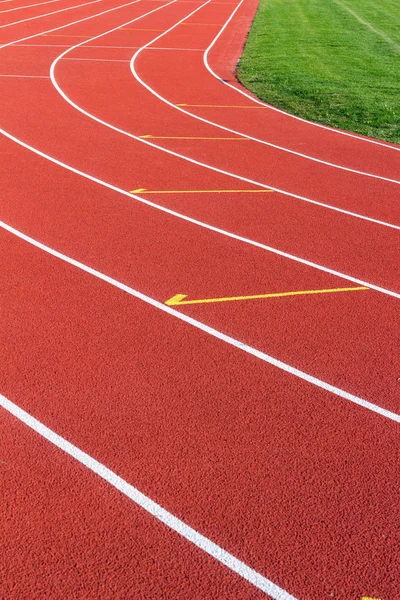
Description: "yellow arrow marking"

(177, 104), (268, 108)
(165, 286), (369, 306)
(130, 188), (274, 194)
(139, 134), (248, 140)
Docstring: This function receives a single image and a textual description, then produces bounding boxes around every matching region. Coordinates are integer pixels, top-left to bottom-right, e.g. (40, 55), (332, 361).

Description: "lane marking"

(130, 187), (274, 194)
(361, 597), (381, 600)
(176, 103), (266, 108)
(0, 0), (101, 30)
(0, 0), (59, 14)
(203, 0), (400, 152)
(128, 8), (400, 183)
(165, 286), (369, 306)
(121, 27), (164, 30)
(128, 5), (400, 201)
(333, 0), (400, 52)
(0, 220), (399, 427)
(139, 134), (248, 139)
(47, 6), (400, 231)
(4, 105), (400, 301)
(0, 0), (145, 51)
(0, 392), (297, 600)
(41, 34), (91, 37)
(43, 4), (400, 234)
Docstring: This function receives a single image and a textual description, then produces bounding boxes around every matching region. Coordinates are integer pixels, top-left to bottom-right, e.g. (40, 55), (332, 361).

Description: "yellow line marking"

(177, 103), (267, 108)
(165, 287), (369, 306)
(121, 28), (164, 31)
(139, 134), (248, 140)
(130, 188), (274, 194)
(41, 34), (90, 37)
(362, 597), (382, 600)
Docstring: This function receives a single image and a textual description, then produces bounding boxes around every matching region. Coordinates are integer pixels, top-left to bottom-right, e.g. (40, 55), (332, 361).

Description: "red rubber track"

(1, 1), (399, 599)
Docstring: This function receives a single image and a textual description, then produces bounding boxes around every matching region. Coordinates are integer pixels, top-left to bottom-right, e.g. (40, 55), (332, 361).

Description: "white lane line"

(0, 72), (48, 76)
(0, 392), (297, 600)
(1, 219), (399, 425)
(1, 124), (400, 304)
(131, 2), (400, 184)
(0, 0), (146, 50)
(0, 0), (59, 14)
(0, 0), (101, 30)
(204, 0), (400, 152)
(333, 0), (400, 52)
(49, 12), (400, 231)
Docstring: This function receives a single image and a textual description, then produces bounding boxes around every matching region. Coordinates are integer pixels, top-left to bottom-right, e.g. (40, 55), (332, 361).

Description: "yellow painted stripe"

(139, 134), (248, 140)
(41, 34), (90, 37)
(165, 287), (369, 306)
(121, 28), (164, 31)
(130, 188), (274, 194)
(361, 597), (381, 600)
(177, 103), (267, 108)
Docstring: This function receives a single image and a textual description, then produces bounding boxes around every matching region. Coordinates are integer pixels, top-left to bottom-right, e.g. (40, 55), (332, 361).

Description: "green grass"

(237, 0), (400, 143)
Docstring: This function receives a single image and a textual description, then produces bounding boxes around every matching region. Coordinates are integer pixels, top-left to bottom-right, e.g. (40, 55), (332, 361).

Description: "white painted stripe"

(203, 0), (400, 152)
(0, 0), (59, 14)
(131, 1), (400, 183)
(0, 0), (101, 30)
(0, 0), (146, 50)
(49, 13), (400, 231)
(333, 0), (400, 52)
(1, 219), (399, 425)
(0, 391), (297, 600)
(1, 125), (400, 302)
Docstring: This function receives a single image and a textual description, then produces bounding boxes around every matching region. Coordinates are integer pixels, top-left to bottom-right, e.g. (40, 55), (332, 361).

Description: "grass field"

(237, 0), (400, 143)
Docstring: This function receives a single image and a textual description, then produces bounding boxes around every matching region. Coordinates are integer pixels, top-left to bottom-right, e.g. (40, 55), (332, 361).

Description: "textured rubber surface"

(1, 1), (399, 599)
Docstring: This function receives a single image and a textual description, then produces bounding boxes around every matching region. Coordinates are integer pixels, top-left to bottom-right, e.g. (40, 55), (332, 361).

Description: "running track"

(0, 0), (399, 598)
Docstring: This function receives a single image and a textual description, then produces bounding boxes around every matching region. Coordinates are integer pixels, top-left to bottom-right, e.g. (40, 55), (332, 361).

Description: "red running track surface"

(0, 1), (399, 599)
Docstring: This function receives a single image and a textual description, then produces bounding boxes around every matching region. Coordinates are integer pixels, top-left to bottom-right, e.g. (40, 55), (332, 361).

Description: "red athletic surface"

(1, 1), (399, 599)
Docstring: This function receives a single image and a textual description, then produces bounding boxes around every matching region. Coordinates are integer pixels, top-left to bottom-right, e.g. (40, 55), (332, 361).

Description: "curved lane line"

(1, 122), (400, 299)
(0, 392), (297, 600)
(204, 0), (400, 152)
(128, 1), (400, 183)
(0, 0), (101, 30)
(49, 8), (400, 231)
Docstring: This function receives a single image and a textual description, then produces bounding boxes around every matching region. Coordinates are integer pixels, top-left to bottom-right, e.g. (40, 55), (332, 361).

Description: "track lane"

(1, 221), (399, 600)
(0, 406), (270, 600)
(1, 124), (399, 416)
(1, 65), (399, 298)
